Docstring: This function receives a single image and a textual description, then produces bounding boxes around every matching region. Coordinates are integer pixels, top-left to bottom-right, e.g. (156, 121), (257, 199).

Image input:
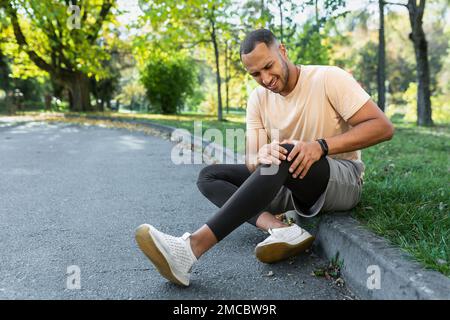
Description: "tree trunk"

(211, 26), (223, 121)
(0, 49), (13, 114)
(407, 0), (432, 126)
(377, 0), (386, 112)
(91, 78), (101, 111)
(278, 0), (284, 43)
(225, 40), (230, 114)
(44, 94), (52, 111)
(315, 0), (319, 25)
(413, 31), (432, 126)
(260, 0), (265, 25)
(0, 49), (11, 92)
(65, 72), (92, 112)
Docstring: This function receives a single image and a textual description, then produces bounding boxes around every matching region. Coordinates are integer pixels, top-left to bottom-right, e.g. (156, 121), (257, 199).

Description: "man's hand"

(257, 141), (288, 165)
(282, 139), (324, 179)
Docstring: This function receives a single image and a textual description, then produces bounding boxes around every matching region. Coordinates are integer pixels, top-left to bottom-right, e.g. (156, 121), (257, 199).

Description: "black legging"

(196, 143), (330, 241)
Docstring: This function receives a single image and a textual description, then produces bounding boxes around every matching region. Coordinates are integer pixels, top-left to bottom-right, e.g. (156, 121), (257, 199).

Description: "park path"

(0, 120), (356, 299)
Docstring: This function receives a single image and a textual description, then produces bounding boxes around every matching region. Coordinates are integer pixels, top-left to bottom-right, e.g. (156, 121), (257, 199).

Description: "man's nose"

(261, 71), (271, 85)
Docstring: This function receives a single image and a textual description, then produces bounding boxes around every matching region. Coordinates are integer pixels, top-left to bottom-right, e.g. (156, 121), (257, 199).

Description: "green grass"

(18, 110), (450, 276)
(352, 123), (449, 276)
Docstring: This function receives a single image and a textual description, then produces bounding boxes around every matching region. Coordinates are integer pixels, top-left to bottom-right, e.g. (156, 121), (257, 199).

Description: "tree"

(222, 22), (246, 114)
(292, 0), (348, 65)
(354, 41), (379, 95)
(0, 12), (14, 112)
(91, 46), (123, 111)
(386, 0), (433, 126)
(270, 0), (299, 47)
(0, 0), (116, 112)
(139, 0), (233, 121)
(140, 52), (197, 114)
(378, 0), (386, 111)
(0, 10), (11, 96)
(292, 20), (330, 65)
(224, 38), (231, 113)
(0, 49), (10, 93)
(239, 0), (274, 31)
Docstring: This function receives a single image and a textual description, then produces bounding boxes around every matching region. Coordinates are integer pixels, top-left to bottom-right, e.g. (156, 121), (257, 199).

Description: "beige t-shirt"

(246, 65), (371, 163)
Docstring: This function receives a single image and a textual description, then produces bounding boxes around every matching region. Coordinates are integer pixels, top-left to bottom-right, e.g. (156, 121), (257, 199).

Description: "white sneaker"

(135, 224), (197, 286)
(255, 224), (315, 264)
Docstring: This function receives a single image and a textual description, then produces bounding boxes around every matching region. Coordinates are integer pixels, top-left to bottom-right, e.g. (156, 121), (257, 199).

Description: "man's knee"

(197, 165), (215, 187)
(257, 143), (295, 171)
(280, 143), (295, 155)
(197, 164), (226, 196)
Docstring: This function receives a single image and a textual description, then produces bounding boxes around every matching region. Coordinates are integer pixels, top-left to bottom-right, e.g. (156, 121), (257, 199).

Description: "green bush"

(140, 53), (197, 114)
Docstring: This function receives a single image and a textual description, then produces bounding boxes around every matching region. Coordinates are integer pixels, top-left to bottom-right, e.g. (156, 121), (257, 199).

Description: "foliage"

(115, 80), (147, 111)
(1, 0), (118, 77)
(349, 40), (378, 96)
(239, 0), (274, 31)
(0, 0), (121, 111)
(1, 0), (449, 121)
(391, 82), (450, 124)
(292, 19), (331, 65)
(140, 52), (197, 114)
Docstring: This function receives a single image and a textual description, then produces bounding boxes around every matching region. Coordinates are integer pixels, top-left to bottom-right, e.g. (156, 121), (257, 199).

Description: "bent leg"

(205, 144), (330, 242)
(282, 145), (330, 210)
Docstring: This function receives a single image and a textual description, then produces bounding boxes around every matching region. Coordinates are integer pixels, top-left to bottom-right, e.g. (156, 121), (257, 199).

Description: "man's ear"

(278, 44), (287, 59)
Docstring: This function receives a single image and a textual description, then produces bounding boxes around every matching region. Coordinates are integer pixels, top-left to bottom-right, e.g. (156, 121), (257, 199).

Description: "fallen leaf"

(335, 278), (345, 287)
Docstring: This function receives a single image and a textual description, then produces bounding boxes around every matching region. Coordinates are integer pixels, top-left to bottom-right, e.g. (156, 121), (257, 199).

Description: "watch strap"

(317, 139), (329, 156)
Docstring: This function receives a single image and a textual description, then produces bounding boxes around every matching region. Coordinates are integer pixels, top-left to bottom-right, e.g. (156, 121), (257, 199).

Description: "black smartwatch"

(316, 139), (329, 157)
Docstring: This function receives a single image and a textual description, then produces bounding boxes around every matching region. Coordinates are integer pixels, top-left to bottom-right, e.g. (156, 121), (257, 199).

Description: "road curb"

(31, 114), (450, 299)
(286, 211), (450, 300)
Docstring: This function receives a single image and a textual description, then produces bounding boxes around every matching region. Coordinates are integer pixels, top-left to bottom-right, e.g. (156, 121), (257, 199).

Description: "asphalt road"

(0, 121), (356, 300)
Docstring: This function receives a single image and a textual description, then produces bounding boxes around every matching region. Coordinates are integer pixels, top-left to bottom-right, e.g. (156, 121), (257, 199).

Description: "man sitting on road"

(135, 28), (395, 287)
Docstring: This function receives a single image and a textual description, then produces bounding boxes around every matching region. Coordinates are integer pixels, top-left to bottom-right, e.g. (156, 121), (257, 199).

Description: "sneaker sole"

(135, 224), (187, 286)
(255, 235), (315, 264)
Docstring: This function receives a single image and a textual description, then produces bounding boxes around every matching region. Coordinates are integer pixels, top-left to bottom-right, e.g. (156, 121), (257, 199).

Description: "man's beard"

(279, 58), (290, 92)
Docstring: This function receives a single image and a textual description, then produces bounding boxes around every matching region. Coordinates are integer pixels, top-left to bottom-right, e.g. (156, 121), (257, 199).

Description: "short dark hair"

(240, 29), (278, 57)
